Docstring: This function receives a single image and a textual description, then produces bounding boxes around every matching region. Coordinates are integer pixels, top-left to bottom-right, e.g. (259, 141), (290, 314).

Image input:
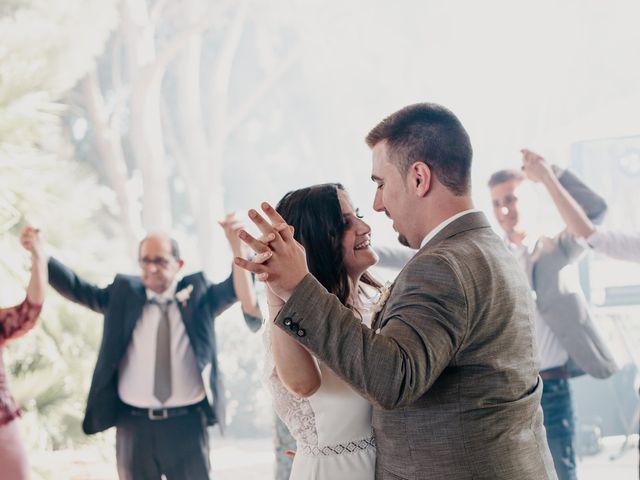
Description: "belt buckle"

(148, 408), (169, 420)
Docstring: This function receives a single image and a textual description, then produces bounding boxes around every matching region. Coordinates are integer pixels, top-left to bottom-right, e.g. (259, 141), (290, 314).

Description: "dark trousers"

(541, 378), (577, 480)
(116, 404), (210, 480)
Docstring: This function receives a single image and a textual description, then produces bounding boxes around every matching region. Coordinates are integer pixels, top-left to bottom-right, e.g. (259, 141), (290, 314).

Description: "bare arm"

(20, 226), (47, 305)
(521, 149), (597, 237)
(0, 227), (46, 344)
(268, 289), (321, 398)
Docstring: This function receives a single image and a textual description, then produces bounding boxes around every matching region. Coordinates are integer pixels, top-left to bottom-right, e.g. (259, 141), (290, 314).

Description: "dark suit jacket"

(48, 257), (262, 434)
(276, 212), (557, 479)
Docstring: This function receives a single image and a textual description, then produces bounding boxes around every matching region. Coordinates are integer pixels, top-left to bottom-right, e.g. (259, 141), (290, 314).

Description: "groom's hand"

(234, 202), (309, 302)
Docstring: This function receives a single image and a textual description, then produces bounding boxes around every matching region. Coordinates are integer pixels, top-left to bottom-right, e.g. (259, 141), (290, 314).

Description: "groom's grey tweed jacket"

(275, 211), (557, 480)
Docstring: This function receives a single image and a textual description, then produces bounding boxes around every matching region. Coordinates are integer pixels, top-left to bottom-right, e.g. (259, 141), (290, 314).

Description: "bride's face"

(338, 190), (378, 280)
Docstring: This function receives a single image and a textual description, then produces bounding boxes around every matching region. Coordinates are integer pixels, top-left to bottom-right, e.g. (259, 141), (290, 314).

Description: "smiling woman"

(262, 182), (382, 480)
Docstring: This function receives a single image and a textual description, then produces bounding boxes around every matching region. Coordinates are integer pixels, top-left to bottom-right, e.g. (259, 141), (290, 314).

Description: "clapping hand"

(234, 202), (308, 302)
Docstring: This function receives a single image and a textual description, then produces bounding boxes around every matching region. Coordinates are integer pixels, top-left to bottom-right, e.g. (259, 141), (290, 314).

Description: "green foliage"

(0, 0), (122, 456)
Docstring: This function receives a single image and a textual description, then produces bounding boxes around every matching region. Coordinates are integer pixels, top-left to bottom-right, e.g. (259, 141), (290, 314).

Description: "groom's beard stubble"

(385, 209), (411, 248)
(397, 234), (410, 247)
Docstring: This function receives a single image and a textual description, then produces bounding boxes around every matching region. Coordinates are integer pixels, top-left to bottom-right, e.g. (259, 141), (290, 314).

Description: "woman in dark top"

(0, 226), (47, 479)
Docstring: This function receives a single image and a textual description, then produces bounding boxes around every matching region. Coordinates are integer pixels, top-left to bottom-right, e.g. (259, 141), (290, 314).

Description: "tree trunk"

(121, 0), (172, 232)
(81, 71), (140, 260)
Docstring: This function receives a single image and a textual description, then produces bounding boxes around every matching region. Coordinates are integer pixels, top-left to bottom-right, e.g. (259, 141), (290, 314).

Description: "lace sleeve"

(262, 312), (319, 447)
(0, 298), (42, 345)
(262, 318), (277, 385)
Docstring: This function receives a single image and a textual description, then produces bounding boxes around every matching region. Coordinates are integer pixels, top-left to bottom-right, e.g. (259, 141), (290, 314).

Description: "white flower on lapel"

(175, 284), (194, 307)
(371, 282), (392, 314)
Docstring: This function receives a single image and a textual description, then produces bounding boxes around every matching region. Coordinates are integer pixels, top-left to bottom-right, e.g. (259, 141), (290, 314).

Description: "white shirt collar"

(146, 280), (178, 303)
(420, 209), (479, 249)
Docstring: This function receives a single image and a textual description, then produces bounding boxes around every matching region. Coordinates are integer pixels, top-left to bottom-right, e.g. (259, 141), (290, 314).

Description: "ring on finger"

(253, 250), (272, 264)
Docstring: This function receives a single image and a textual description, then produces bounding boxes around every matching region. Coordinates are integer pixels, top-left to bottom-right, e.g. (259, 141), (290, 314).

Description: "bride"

(263, 183), (382, 479)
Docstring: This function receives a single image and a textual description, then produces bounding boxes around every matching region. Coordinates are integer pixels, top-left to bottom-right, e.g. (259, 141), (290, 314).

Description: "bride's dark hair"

(275, 183), (381, 310)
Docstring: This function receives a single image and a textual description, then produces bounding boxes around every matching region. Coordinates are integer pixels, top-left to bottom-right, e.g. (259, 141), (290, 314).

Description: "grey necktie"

(152, 299), (172, 404)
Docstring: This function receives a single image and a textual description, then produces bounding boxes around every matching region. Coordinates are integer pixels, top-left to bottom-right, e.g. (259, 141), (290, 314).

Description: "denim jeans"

(541, 378), (577, 480)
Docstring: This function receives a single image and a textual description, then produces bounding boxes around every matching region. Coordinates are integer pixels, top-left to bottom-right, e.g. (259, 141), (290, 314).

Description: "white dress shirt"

(585, 228), (640, 263)
(509, 242), (569, 371)
(118, 281), (206, 408)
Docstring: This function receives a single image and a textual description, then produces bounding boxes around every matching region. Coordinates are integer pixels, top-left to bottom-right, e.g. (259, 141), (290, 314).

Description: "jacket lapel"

(371, 282), (396, 332)
(176, 279), (197, 345)
(123, 280), (147, 345)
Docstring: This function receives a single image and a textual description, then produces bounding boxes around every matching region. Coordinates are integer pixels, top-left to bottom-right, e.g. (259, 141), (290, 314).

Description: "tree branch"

(226, 43), (304, 134)
(150, 0), (234, 85)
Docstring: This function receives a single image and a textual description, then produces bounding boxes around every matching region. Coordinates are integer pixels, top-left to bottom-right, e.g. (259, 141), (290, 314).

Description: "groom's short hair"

(365, 103), (472, 196)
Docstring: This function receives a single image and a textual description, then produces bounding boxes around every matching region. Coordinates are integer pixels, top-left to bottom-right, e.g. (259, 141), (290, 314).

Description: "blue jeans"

(541, 378), (577, 480)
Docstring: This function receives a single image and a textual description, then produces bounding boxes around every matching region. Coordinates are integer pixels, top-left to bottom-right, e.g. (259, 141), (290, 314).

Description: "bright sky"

(278, 0), (640, 247)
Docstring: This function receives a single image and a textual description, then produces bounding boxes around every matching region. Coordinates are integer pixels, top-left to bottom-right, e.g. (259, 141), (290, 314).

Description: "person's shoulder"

(403, 247), (461, 281)
(182, 271), (206, 281)
(180, 272), (207, 288)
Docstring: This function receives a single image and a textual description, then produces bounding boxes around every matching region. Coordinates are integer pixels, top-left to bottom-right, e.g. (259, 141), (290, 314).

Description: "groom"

(237, 103), (556, 479)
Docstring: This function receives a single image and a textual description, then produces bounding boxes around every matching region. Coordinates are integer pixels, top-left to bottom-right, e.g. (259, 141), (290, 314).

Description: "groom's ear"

(410, 161), (432, 197)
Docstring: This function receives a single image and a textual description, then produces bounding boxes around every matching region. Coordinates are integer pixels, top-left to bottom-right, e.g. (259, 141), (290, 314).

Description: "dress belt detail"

(299, 435), (376, 456)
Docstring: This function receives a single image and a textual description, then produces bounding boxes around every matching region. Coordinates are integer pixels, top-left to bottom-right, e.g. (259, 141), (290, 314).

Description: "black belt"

(122, 400), (205, 421)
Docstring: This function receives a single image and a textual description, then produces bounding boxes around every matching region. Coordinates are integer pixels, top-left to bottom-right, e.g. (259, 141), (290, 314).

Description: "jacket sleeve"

(556, 169), (608, 262)
(587, 229), (640, 263)
(48, 257), (111, 314)
(274, 254), (467, 410)
(556, 169), (607, 224)
(204, 272), (237, 317)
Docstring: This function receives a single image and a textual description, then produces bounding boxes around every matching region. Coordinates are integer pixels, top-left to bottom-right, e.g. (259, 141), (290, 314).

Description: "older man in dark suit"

(237, 103), (557, 479)
(47, 218), (261, 480)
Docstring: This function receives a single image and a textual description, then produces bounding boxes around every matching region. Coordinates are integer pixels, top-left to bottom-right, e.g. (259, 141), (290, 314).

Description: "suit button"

(290, 322), (299, 331)
(283, 317), (292, 326)
(297, 329), (306, 337)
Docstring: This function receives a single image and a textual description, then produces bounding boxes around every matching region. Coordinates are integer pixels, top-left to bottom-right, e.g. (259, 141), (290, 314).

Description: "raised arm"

(0, 227), (46, 343)
(48, 257), (110, 313)
(21, 226), (47, 306)
(219, 214), (262, 325)
(521, 149), (603, 237)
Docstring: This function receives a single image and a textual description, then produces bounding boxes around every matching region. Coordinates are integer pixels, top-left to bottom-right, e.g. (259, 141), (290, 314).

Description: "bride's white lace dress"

(264, 307), (376, 480)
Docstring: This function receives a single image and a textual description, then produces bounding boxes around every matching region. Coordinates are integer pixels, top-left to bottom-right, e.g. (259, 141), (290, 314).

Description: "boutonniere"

(175, 284), (194, 307)
(371, 281), (392, 314)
